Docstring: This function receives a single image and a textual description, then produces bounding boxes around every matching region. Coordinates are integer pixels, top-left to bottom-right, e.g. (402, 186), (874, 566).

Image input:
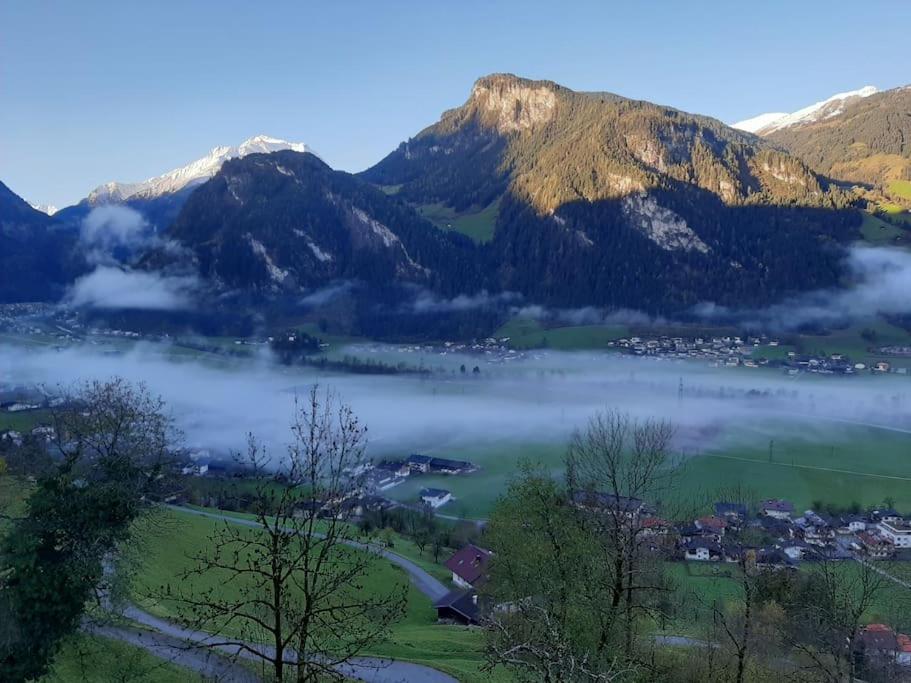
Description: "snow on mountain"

(87, 135), (314, 204)
(28, 201), (59, 215)
(729, 112), (788, 134)
(732, 86), (879, 135)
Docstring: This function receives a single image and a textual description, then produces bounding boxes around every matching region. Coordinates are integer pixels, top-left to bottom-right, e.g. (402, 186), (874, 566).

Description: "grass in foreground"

(134, 509), (500, 681)
(42, 632), (199, 682)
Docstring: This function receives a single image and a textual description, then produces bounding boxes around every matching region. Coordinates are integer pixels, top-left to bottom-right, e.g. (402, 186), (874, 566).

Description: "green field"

(417, 199), (501, 243)
(889, 180), (911, 202)
(861, 212), (907, 243)
(494, 317), (630, 350)
(386, 414), (911, 519)
(0, 409), (50, 432)
(788, 319), (911, 369)
(42, 633), (199, 683)
(666, 560), (911, 635)
(134, 509), (500, 682)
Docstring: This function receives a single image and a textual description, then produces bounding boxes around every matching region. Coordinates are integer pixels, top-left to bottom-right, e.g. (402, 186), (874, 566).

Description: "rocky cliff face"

(468, 74), (559, 133)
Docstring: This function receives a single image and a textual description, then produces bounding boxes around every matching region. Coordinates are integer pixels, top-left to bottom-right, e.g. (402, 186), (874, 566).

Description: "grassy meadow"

(417, 199), (501, 243)
(133, 509), (500, 682)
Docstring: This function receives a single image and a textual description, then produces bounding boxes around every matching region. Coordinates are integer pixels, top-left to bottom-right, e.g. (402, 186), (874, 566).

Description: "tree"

(0, 378), (177, 682)
(156, 386), (406, 682)
(483, 463), (630, 682)
(564, 410), (677, 659)
(782, 559), (888, 683)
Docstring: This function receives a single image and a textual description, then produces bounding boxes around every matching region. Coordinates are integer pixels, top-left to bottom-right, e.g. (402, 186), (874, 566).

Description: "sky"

(3, 0), (911, 209)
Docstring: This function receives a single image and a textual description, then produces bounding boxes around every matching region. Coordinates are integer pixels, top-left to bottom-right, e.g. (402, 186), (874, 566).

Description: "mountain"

(88, 135), (313, 204)
(159, 150), (481, 295)
(28, 201), (59, 216)
(732, 86), (878, 135)
(0, 181), (81, 302)
(752, 86), (911, 190)
(360, 73), (859, 311)
(53, 135), (313, 232)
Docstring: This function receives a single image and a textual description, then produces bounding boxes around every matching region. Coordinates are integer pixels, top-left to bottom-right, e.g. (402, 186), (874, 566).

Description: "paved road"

(118, 603), (458, 683)
(168, 504), (450, 601)
(87, 622), (260, 682)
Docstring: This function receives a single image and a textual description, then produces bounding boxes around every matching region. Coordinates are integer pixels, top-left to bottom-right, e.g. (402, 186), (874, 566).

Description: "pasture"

(133, 509), (498, 682)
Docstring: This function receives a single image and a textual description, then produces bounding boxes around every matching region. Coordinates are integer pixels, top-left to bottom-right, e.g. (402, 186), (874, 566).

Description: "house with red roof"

(445, 544), (493, 589)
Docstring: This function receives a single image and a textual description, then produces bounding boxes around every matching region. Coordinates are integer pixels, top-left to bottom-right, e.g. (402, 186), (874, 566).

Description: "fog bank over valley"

(2, 342), (910, 462)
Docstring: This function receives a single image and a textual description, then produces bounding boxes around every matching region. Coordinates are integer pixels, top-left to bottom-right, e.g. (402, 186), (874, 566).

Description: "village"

(609, 334), (907, 375)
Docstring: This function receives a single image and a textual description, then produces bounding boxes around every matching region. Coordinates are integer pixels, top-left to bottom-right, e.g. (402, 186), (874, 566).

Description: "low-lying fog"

(2, 342), (910, 462)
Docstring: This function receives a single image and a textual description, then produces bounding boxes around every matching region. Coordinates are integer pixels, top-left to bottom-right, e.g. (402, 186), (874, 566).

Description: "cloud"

(411, 289), (522, 314)
(300, 281), (355, 308)
(79, 205), (154, 263)
(1, 341), (909, 463)
(695, 246), (911, 330)
(67, 266), (199, 310)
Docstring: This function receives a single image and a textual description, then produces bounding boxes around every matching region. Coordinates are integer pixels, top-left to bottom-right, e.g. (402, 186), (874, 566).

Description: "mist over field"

(2, 342), (909, 461)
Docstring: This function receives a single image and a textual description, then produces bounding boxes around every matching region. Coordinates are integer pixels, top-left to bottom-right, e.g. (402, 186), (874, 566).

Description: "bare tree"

(784, 557), (887, 682)
(155, 386), (406, 682)
(564, 410), (677, 659)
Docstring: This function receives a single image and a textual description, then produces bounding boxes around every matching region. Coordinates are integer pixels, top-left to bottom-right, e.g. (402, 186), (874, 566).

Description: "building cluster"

(608, 334), (909, 376)
(363, 454), (477, 509)
(665, 499), (911, 566)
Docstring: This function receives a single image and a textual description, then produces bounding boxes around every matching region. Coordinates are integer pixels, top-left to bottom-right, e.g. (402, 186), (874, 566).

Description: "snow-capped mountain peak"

(87, 135), (314, 204)
(732, 86), (879, 135)
(28, 201), (59, 216)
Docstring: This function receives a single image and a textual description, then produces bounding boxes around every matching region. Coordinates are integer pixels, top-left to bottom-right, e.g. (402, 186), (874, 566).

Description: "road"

(168, 504), (450, 601)
(92, 504), (459, 681)
(115, 603), (458, 682)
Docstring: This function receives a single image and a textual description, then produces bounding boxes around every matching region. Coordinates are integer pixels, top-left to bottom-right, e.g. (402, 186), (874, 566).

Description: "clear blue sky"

(3, 0), (910, 208)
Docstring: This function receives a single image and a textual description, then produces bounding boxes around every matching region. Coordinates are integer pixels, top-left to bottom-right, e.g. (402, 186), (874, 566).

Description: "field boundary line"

(698, 453), (911, 482)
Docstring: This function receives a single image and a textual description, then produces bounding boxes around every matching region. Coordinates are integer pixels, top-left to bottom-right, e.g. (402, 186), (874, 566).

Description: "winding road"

(95, 504), (458, 682)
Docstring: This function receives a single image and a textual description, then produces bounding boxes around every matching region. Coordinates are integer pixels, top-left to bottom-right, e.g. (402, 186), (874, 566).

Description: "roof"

(897, 634), (911, 653)
(445, 544), (493, 585)
(697, 516), (727, 530)
(429, 457), (474, 470)
(761, 499), (794, 512)
(433, 588), (480, 623)
(861, 624), (899, 652)
(683, 539), (722, 554)
(407, 454), (432, 464)
(714, 502), (748, 517)
(420, 488), (450, 499)
(571, 490), (643, 513)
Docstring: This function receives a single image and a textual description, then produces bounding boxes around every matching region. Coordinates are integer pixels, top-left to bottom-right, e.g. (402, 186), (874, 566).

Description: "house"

(429, 457), (476, 474)
(858, 531), (894, 559)
(406, 453), (432, 473)
(571, 490), (644, 517)
(877, 518), (911, 549)
(760, 499), (794, 519)
(859, 624), (900, 661)
(756, 547), (795, 570)
(794, 511), (834, 546)
(714, 502), (748, 523)
(683, 539), (722, 562)
(837, 514), (867, 534)
(365, 469), (406, 492)
(420, 488), (452, 508)
(695, 516), (727, 537)
(871, 508), (902, 525)
(897, 634), (911, 667)
(639, 517), (671, 536)
(445, 544), (493, 588)
(433, 588), (481, 625)
(375, 459), (410, 477)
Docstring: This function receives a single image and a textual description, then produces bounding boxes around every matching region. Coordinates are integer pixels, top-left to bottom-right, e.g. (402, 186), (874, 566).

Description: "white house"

(420, 488), (452, 509)
(878, 519), (911, 549)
